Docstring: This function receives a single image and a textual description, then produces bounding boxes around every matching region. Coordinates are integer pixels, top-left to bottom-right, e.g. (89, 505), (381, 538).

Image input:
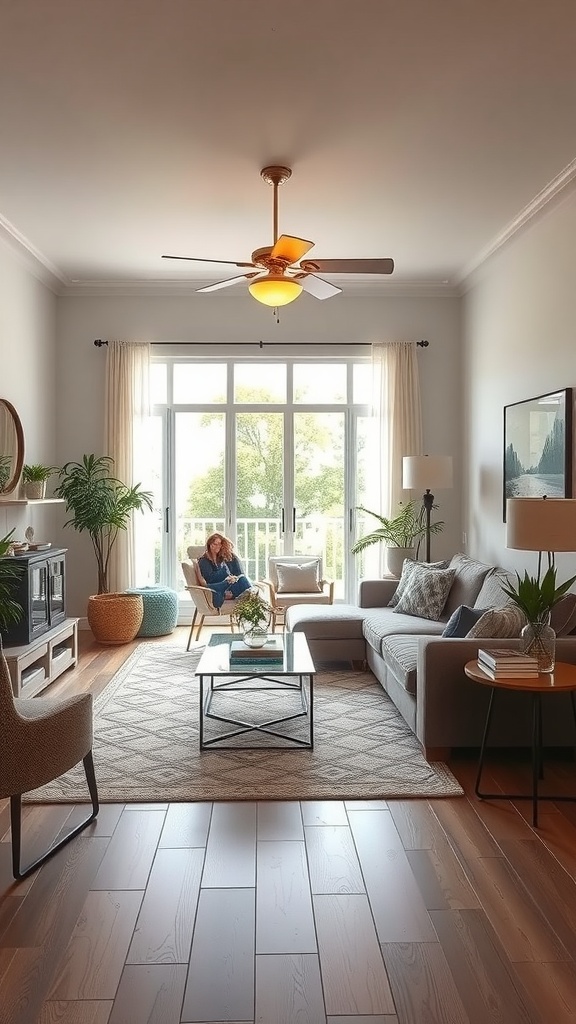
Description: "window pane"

(150, 363), (167, 405)
(236, 411), (283, 581)
(234, 363), (286, 403)
(353, 363), (372, 404)
(175, 412), (226, 588)
(294, 411), (345, 599)
(294, 364), (346, 403)
(173, 364), (226, 404)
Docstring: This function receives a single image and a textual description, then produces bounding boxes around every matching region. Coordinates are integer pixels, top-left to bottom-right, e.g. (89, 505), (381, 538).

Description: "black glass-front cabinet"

(1, 548), (67, 646)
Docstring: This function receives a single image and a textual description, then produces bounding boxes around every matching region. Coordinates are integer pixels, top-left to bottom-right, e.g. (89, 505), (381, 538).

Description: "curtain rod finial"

(417, 339), (429, 348)
(94, 339), (108, 348)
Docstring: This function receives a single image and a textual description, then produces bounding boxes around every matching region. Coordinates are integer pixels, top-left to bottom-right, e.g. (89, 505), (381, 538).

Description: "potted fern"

(352, 499), (444, 576)
(54, 455), (153, 644)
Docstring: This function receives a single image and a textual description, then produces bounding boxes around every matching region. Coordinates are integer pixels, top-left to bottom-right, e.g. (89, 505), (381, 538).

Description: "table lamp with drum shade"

(506, 496), (576, 575)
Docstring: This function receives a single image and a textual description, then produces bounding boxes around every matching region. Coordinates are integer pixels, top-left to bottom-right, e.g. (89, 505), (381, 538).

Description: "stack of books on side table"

(229, 636), (284, 664)
(477, 648), (539, 679)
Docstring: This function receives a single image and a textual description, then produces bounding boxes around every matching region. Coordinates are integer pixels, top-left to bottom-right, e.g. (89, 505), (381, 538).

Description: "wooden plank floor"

(2, 627), (576, 1023)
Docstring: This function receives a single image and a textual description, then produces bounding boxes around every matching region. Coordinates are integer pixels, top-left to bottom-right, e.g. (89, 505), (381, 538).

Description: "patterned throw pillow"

(442, 604), (489, 638)
(466, 603), (527, 639)
(393, 566), (456, 621)
(275, 561), (322, 594)
(388, 557), (450, 607)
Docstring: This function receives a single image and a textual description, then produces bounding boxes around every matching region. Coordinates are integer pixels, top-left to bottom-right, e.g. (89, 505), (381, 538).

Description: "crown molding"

(0, 213), (67, 293)
(458, 157), (576, 287)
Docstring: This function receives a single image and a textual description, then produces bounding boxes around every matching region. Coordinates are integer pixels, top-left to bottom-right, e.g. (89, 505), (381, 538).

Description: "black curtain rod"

(94, 338), (429, 349)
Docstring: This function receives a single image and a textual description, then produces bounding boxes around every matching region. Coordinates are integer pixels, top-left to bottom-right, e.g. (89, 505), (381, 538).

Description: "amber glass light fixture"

(248, 273), (302, 307)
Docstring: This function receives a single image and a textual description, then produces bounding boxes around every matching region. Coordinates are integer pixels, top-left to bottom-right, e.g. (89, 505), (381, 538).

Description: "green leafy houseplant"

(501, 565), (576, 624)
(351, 499), (444, 555)
(54, 454), (153, 594)
(0, 529), (23, 635)
(22, 463), (57, 483)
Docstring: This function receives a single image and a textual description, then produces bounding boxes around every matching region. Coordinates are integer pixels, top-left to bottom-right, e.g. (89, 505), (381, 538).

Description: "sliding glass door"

(136, 354), (373, 605)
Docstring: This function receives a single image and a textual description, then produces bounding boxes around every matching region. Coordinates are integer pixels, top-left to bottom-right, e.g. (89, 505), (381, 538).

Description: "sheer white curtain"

(369, 342), (423, 571)
(104, 341), (151, 592)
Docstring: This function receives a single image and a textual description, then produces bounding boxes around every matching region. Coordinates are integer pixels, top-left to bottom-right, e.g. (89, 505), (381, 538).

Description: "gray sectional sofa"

(287, 553), (576, 759)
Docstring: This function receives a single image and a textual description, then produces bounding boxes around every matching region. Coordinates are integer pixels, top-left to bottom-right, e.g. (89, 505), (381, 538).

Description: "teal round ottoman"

(126, 586), (179, 637)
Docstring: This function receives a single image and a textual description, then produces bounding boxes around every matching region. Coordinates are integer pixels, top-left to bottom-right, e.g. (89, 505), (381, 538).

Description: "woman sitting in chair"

(197, 532), (253, 609)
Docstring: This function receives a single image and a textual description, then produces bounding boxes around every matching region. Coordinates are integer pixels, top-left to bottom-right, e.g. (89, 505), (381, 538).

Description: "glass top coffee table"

(196, 632), (316, 750)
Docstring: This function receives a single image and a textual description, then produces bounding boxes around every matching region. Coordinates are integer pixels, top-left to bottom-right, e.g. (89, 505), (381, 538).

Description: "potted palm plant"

(22, 463), (58, 500)
(501, 565), (576, 671)
(352, 499), (444, 576)
(54, 455), (153, 644)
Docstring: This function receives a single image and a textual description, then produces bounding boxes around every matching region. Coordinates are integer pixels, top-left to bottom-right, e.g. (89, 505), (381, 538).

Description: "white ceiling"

(1, 0), (575, 296)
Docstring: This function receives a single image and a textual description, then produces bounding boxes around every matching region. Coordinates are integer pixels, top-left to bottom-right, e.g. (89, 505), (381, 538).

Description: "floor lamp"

(402, 454), (453, 562)
(506, 496), (576, 575)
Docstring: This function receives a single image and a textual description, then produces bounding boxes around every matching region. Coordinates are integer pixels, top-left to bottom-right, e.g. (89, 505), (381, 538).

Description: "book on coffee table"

(230, 637), (284, 662)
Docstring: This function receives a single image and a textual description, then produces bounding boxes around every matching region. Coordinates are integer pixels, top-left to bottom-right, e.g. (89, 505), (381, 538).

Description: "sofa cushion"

(381, 634), (419, 695)
(286, 603), (365, 638)
(388, 557), (449, 607)
(363, 609), (445, 655)
(550, 593), (576, 636)
(442, 553), (493, 616)
(394, 566), (456, 620)
(473, 569), (515, 610)
(442, 604), (489, 638)
(467, 603), (527, 639)
(276, 560), (321, 593)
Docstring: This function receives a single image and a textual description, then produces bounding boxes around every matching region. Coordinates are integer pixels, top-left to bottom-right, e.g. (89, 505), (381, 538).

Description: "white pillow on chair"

(276, 560), (322, 594)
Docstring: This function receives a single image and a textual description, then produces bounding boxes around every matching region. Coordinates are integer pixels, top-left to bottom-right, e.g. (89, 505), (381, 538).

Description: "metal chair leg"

(11, 751), (99, 880)
(195, 615), (205, 642)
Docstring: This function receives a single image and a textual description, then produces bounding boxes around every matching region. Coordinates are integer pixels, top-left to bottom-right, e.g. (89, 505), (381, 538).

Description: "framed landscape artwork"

(503, 388), (573, 520)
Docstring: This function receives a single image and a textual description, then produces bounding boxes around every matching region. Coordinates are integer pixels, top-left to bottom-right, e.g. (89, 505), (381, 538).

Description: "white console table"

(3, 617), (78, 697)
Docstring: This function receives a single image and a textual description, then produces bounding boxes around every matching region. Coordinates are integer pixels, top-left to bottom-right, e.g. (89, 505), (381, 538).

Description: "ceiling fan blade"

(303, 258), (394, 275)
(162, 255), (255, 268)
(270, 234), (315, 264)
(197, 272), (261, 294)
(296, 274), (342, 300)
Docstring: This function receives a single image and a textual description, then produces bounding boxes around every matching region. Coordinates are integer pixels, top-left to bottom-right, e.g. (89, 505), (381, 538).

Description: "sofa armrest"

(415, 635), (576, 751)
(358, 577), (398, 608)
(320, 578), (335, 603)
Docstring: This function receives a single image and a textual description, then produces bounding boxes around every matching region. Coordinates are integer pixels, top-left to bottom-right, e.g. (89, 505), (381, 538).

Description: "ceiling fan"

(162, 165), (394, 306)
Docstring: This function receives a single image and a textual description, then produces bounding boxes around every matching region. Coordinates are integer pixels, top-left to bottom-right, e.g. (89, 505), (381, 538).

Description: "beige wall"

(462, 189), (576, 581)
(0, 240), (59, 546)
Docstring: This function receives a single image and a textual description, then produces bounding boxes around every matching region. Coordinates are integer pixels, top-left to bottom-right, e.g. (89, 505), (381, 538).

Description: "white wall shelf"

(0, 498), (65, 506)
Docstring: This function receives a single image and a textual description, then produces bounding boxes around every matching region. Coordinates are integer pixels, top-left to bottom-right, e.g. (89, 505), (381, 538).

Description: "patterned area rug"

(30, 640), (463, 802)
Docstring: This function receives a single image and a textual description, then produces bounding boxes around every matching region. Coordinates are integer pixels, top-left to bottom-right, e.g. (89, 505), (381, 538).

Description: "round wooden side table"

(464, 659), (576, 827)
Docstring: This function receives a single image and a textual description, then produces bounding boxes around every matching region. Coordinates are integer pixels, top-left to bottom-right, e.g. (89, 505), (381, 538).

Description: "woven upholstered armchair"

(0, 635), (99, 880)
(181, 545), (246, 649)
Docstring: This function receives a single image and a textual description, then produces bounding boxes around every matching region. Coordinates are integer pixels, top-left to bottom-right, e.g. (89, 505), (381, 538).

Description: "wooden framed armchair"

(181, 545), (246, 649)
(265, 555), (334, 630)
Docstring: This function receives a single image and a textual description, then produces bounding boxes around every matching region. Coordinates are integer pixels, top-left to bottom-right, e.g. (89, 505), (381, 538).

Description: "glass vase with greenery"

(501, 565), (576, 671)
(233, 589), (272, 644)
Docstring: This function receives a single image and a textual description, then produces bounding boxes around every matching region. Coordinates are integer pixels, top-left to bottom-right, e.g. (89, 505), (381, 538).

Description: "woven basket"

(87, 593), (144, 645)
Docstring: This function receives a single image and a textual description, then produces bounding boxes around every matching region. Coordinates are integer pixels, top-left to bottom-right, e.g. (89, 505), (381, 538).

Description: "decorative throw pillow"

(550, 593), (576, 636)
(466, 603), (527, 639)
(393, 566), (456, 621)
(275, 560), (322, 594)
(442, 605), (489, 638)
(388, 557), (450, 607)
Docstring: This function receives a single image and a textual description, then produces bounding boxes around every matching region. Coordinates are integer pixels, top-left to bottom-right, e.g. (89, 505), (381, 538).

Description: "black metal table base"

(199, 671), (314, 750)
(475, 687), (576, 827)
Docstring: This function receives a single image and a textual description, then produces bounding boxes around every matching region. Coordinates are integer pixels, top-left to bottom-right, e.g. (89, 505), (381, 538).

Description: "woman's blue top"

(198, 553), (243, 586)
